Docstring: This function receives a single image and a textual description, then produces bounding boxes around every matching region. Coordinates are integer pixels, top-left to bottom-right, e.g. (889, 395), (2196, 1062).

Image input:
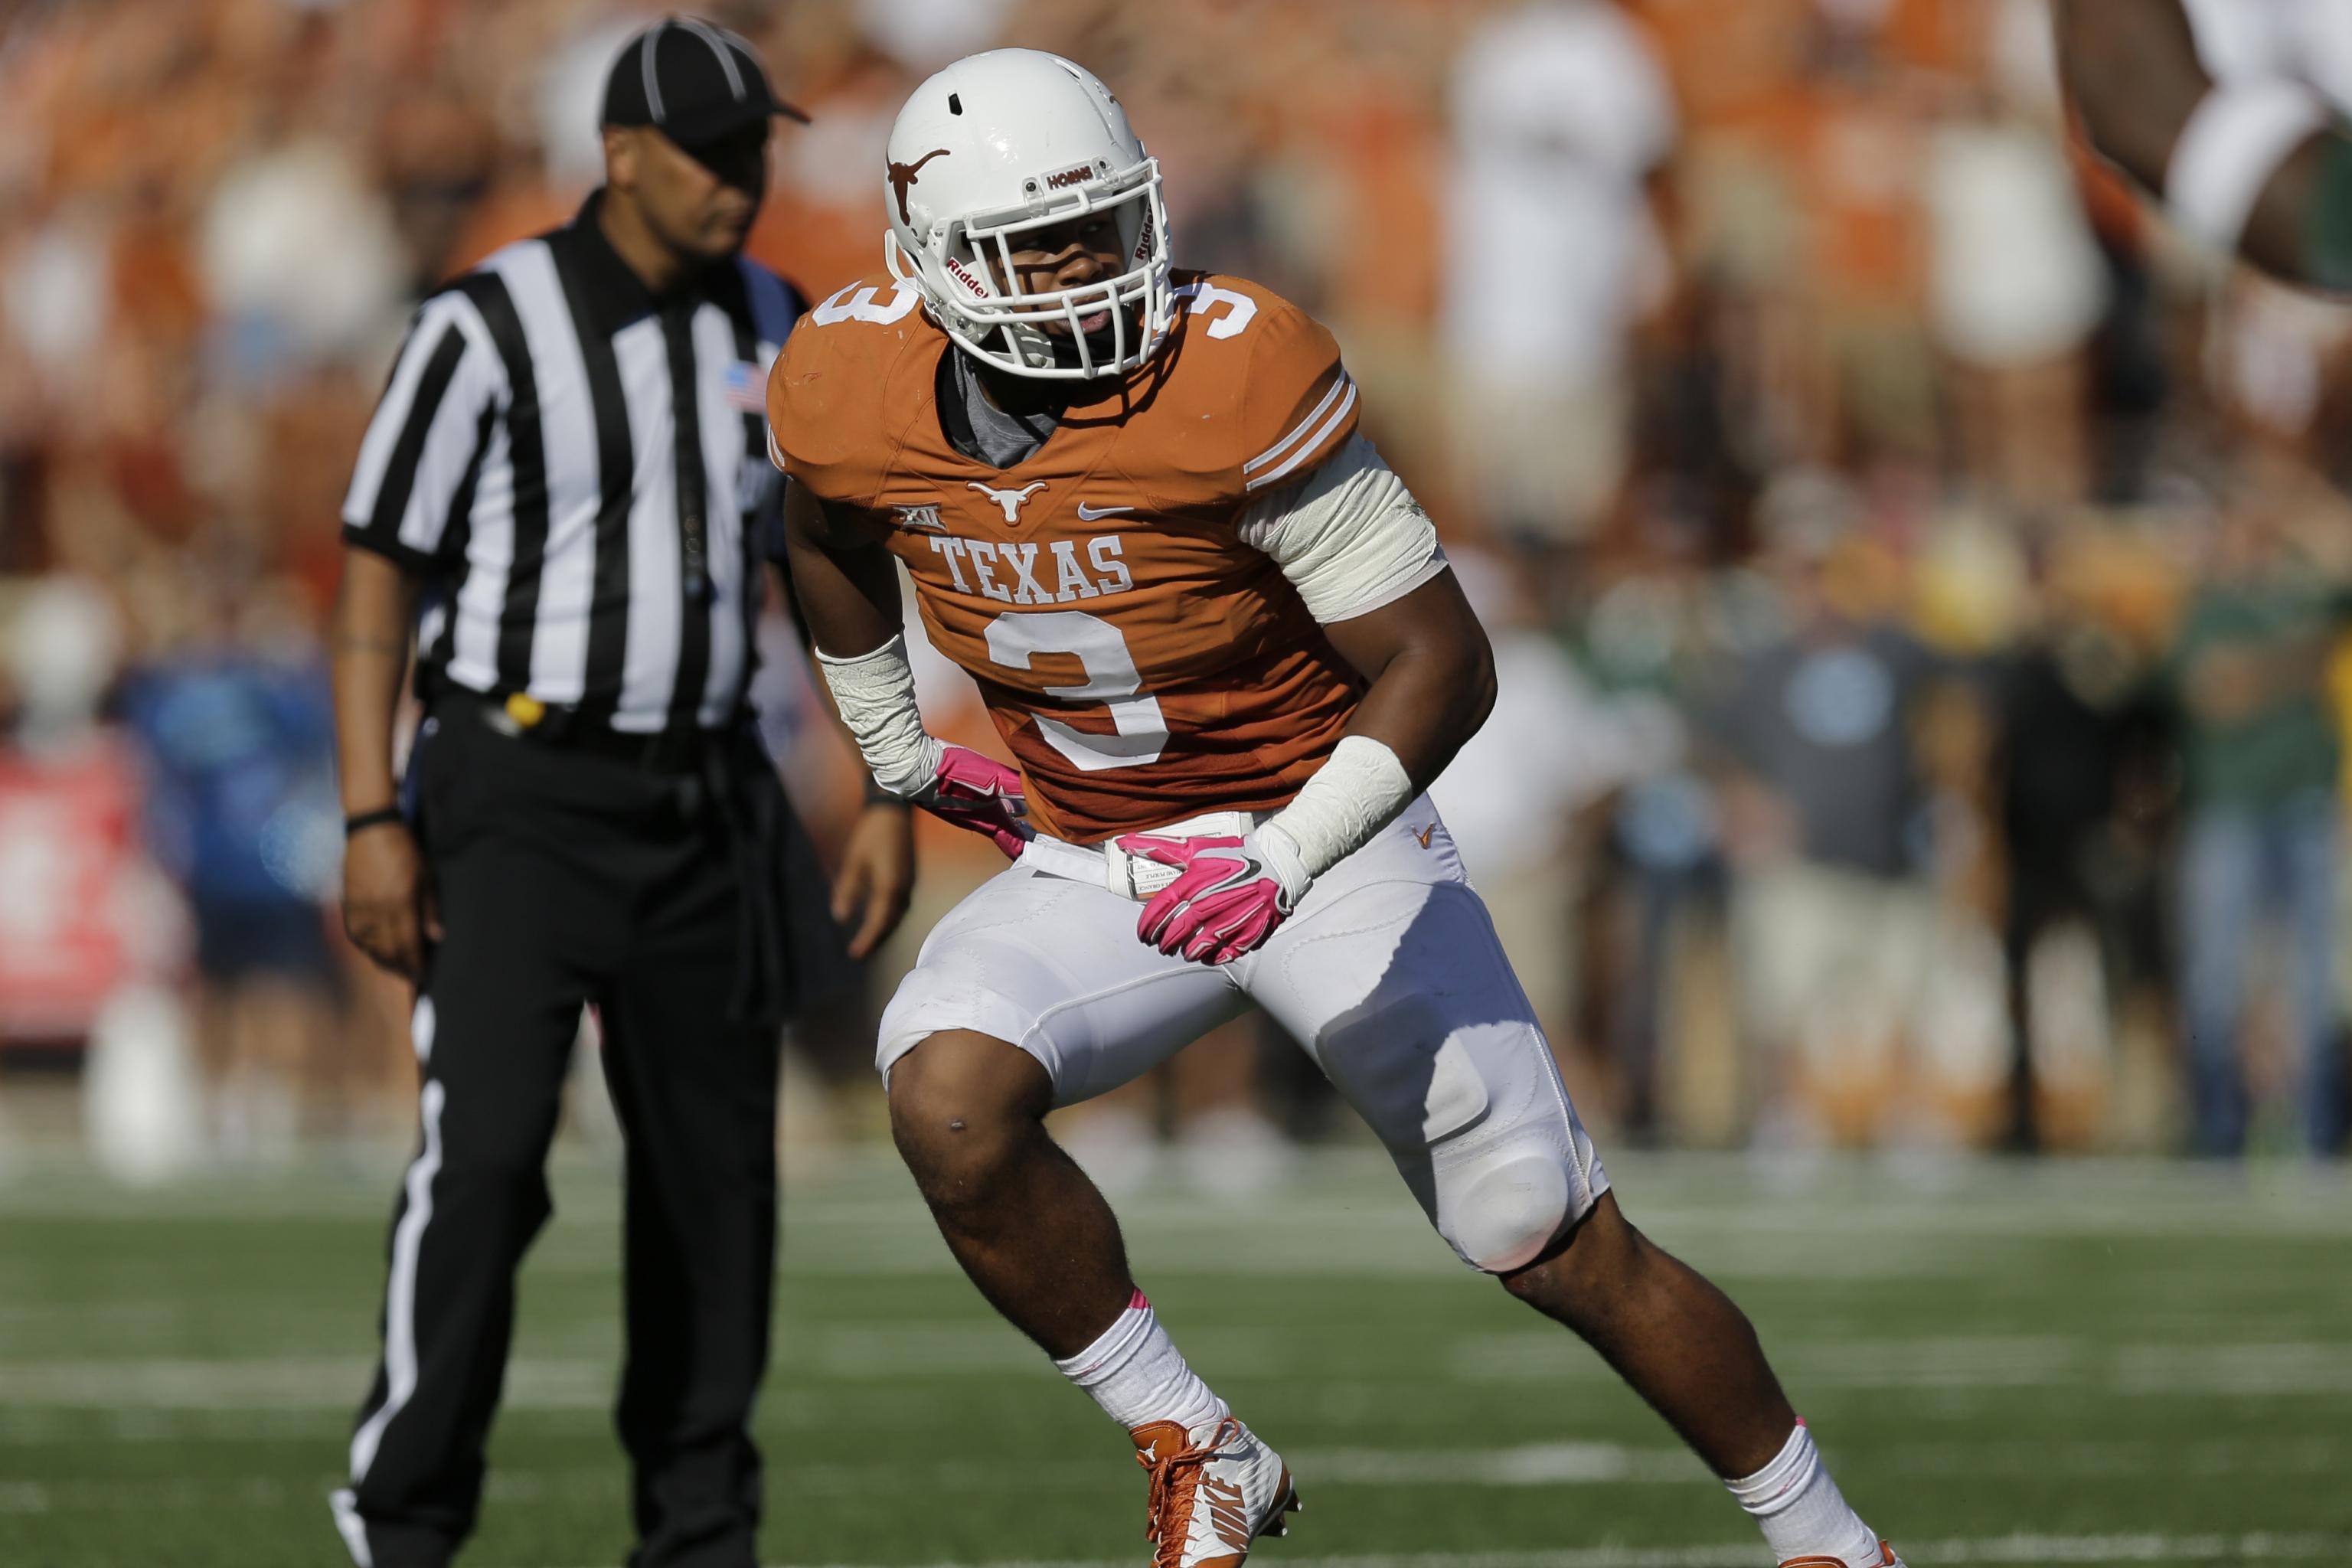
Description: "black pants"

(338, 712), (785, 1568)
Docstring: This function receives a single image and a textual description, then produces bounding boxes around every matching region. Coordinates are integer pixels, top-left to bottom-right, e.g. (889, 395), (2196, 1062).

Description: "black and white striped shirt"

(343, 193), (802, 734)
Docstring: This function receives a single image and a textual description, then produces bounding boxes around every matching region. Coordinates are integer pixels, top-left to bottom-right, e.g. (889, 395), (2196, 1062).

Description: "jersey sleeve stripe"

(1243, 377), (1358, 492)
(1243, 369), (1353, 475)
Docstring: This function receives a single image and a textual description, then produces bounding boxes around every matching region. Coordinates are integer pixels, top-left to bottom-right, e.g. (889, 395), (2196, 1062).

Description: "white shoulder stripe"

(1244, 379), (1358, 492)
(1244, 370), (1354, 475)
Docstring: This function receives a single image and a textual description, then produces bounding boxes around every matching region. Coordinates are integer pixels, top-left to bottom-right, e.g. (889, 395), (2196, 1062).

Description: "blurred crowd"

(7, 0), (2352, 1171)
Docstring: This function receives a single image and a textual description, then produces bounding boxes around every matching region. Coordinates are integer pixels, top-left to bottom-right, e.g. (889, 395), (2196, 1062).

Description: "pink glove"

(910, 745), (1031, 859)
(1115, 831), (1310, 965)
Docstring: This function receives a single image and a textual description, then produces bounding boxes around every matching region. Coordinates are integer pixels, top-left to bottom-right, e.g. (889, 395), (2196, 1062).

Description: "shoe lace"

(1138, 1416), (1243, 1565)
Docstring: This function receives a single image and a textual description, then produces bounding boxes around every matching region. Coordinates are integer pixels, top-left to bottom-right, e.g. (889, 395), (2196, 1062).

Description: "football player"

(770, 49), (1903, 1568)
(2058, 0), (2352, 289)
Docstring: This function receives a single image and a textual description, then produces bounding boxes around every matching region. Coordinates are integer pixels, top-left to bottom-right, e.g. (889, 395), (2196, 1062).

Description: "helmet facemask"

(890, 157), (1175, 381)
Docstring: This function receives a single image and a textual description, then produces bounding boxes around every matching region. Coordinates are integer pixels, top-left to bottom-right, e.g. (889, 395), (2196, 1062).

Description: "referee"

(326, 21), (913, 1568)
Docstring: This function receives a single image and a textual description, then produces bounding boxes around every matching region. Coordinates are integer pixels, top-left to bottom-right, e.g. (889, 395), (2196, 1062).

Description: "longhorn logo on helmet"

(887, 147), (951, 225)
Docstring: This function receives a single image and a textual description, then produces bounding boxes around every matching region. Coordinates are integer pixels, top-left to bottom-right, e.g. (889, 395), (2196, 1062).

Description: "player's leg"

(886, 1031), (1141, 1354)
(1494, 1201), (1903, 1568)
(880, 861), (1298, 1560)
(1246, 805), (1896, 1568)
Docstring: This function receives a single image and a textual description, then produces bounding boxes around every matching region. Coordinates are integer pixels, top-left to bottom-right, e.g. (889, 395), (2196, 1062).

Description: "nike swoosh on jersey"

(1075, 502), (1136, 521)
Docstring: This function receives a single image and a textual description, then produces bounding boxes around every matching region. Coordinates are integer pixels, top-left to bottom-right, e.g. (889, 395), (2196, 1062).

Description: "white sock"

(1724, 1421), (1883, 1567)
(1053, 1289), (1229, 1436)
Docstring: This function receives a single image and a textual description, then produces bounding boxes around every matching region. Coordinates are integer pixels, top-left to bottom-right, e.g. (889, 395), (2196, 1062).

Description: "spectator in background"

(200, 129), (405, 394)
(0, 578), (152, 1051)
(1925, 96), (2108, 505)
(2164, 472), (2348, 1157)
(1442, 0), (1674, 544)
(119, 569), (342, 1161)
(1708, 472), (1955, 1142)
(1991, 528), (2168, 1150)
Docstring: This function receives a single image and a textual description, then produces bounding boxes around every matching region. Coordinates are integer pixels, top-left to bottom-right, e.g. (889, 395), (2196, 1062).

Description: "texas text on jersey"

(767, 266), (1362, 842)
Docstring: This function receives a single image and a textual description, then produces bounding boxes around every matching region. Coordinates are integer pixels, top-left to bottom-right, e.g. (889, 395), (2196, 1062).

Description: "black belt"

(434, 688), (721, 775)
(430, 686), (794, 1025)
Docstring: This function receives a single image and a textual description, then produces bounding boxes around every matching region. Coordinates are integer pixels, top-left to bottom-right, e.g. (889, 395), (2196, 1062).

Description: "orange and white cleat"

(1780, 1544), (1905, 1568)
(1131, 1414), (1300, 1568)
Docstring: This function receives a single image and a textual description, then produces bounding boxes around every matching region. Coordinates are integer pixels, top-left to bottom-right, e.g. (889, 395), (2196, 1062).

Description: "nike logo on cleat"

(1076, 502), (1136, 520)
(1198, 1478), (1253, 1550)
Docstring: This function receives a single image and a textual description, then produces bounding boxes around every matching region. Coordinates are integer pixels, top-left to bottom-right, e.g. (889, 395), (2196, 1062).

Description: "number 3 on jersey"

(811, 279), (922, 327)
(985, 611), (1167, 773)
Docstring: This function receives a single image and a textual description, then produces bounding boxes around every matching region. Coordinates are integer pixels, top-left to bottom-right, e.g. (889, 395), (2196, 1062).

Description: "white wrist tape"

(814, 633), (942, 797)
(1263, 734), (1415, 882)
(2167, 79), (2329, 253)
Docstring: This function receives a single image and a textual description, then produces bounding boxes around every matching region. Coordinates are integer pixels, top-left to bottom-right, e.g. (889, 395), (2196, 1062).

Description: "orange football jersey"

(769, 270), (1367, 842)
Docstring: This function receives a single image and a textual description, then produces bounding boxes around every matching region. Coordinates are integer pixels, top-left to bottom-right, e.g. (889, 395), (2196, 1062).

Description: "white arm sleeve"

(814, 634), (942, 797)
(1237, 434), (1448, 624)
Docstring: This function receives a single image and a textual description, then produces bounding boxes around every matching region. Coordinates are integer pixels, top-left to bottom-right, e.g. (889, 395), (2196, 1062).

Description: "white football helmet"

(883, 49), (1175, 381)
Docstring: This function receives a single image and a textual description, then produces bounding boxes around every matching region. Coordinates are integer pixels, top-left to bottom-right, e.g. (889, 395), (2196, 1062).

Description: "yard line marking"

(1289, 1443), (1703, 1487)
(771, 1445), (1705, 1498)
(10, 1337), (2352, 1410)
(1448, 1334), (2352, 1395)
(0, 1357), (612, 1410)
(734, 1534), (2352, 1568)
(2112, 1342), (2352, 1395)
(13, 1151), (2352, 1237)
(770, 1437), (2352, 1495)
(790, 1323), (1291, 1380)
(18, 1436), (2325, 1503)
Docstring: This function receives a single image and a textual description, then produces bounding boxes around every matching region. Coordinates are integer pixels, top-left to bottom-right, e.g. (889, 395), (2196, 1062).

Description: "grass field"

(3, 1145), (2350, 1567)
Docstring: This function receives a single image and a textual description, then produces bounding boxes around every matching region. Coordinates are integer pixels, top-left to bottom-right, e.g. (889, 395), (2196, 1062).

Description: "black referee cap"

(600, 17), (809, 147)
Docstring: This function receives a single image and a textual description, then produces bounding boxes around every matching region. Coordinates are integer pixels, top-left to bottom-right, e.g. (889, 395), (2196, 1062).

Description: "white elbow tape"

(1263, 734), (1416, 881)
(814, 633), (941, 797)
(2167, 80), (2329, 253)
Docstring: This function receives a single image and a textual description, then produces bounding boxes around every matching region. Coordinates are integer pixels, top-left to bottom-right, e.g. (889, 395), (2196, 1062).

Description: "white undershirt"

(1236, 433), (1448, 625)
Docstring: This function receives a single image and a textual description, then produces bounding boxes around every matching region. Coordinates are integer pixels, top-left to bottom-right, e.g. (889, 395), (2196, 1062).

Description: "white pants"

(879, 799), (1610, 1272)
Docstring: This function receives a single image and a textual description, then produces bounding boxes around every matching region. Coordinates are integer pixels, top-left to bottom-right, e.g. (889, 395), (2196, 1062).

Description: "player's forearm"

(331, 545), (422, 815)
(2056, 0), (2208, 191)
(1342, 637), (1498, 795)
(2059, 0), (2349, 287)
(1258, 581), (1495, 884)
(1322, 571), (1498, 792)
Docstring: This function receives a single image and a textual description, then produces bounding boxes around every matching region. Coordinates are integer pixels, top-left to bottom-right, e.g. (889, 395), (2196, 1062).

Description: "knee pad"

(1315, 997), (1599, 1274)
(1433, 1125), (1579, 1273)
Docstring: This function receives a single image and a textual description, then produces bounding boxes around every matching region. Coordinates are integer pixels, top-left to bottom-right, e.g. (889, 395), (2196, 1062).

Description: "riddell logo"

(1044, 162), (1097, 191)
(944, 256), (990, 299)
